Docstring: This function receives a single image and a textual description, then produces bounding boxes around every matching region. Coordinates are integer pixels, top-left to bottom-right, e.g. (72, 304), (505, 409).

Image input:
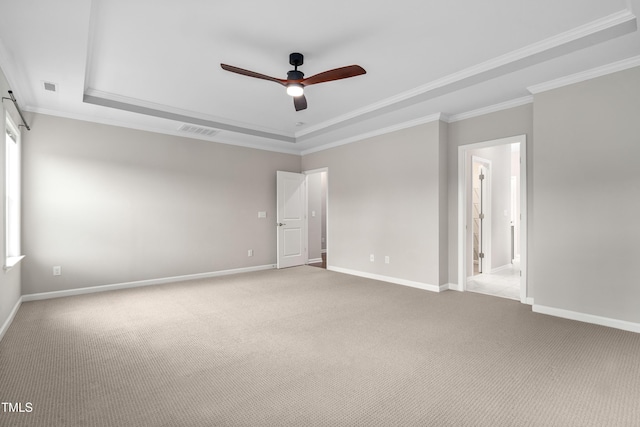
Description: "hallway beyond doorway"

(309, 253), (327, 269)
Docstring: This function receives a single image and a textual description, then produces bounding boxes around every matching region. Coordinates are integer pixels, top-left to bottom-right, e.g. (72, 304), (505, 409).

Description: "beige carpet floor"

(1, 266), (639, 426)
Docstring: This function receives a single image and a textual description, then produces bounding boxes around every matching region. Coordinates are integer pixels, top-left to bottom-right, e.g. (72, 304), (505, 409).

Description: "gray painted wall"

(22, 114), (300, 295)
(0, 66), (22, 332)
(533, 66), (640, 323)
(438, 121), (449, 284)
(302, 122), (447, 286)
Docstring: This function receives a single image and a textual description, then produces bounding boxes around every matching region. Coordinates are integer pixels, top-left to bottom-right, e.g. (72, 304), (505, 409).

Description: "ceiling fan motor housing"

(287, 70), (304, 80)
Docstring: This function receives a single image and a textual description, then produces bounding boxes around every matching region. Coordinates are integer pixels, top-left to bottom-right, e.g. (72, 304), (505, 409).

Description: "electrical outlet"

(385, 256), (390, 264)
(370, 254), (375, 262)
(53, 266), (62, 276)
(248, 249), (253, 257)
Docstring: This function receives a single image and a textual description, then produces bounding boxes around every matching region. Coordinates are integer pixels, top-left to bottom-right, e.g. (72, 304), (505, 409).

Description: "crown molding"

(83, 88), (295, 143)
(300, 113), (444, 156)
(296, 9), (636, 140)
(82, 0), (101, 95)
(447, 96), (534, 123)
(527, 54), (640, 94)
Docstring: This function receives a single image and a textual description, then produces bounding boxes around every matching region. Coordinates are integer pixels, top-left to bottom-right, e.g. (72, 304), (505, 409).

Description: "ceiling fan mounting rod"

(289, 52), (304, 70)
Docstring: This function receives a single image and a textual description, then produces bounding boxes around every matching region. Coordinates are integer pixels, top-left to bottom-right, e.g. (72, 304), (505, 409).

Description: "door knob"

(277, 222), (286, 227)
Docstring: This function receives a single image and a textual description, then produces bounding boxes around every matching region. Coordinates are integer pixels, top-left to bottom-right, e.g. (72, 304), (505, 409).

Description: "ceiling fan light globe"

(286, 84), (304, 97)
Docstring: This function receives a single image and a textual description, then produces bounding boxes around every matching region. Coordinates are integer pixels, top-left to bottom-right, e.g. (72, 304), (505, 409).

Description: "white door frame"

(304, 167), (329, 267)
(458, 135), (529, 304)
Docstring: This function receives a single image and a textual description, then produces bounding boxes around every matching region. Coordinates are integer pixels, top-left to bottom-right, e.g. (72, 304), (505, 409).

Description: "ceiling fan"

(220, 53), (366, 111)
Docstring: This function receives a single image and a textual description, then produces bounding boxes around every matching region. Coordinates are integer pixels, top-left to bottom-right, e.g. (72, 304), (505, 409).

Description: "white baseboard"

(22, 264), (276, 302)
(533, 304), (640, 334)
(328, 266), (445, 293)
(308, 258), (323, 264)
(525, 297), (534, 306)
(0, 297), (22, 343)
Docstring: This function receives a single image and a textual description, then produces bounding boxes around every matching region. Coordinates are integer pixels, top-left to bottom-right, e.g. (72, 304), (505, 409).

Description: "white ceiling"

(1, 0), (639, 154)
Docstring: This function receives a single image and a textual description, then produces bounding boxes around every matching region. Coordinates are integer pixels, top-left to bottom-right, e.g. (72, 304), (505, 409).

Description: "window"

(4, 113), (23, 269)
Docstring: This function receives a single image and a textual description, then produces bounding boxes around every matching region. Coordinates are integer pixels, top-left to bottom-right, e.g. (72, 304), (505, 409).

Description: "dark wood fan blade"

(293, 94), (307, 111)
(301, 65), (366, 86)
(220, 64), (287, 86)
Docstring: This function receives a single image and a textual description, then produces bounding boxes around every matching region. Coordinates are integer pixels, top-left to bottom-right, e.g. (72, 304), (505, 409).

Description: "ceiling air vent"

(178, 124), (219, 137)
(43, 81), (57, 92)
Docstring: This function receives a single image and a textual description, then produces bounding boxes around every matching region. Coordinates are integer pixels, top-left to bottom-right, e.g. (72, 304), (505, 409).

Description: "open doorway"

(305, 168), (328, 269)
(458, 136), (527, 302)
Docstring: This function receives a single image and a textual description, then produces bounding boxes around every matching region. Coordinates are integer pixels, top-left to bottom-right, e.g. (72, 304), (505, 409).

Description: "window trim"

(4, 112), (23, 271)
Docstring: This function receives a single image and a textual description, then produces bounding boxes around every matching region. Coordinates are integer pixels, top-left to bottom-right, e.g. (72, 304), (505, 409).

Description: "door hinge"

(479, 252), (485, 259)
(479, 213), (485, 220)
(479, 173), (485, 181)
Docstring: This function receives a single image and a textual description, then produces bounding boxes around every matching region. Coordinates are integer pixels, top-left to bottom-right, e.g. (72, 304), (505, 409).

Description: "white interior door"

(277, 171), (307, 268)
